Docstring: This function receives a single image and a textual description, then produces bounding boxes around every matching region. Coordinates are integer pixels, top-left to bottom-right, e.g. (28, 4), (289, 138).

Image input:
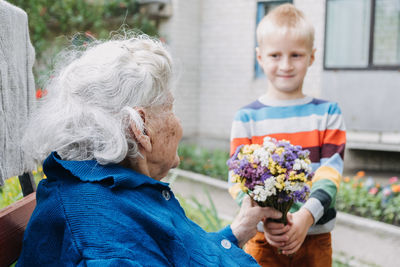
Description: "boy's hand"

(279, 208), (314, 255)
(263, 215), (292, 247)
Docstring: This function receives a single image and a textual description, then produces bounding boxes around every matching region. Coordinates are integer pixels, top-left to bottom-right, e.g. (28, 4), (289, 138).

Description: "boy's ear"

(255, 47), (263, 66)
(130, 108), (152, 153)
(309, 48), (316, 66)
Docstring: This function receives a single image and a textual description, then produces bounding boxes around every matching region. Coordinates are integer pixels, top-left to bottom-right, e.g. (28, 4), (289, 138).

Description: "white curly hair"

(22, 34), (174, 165)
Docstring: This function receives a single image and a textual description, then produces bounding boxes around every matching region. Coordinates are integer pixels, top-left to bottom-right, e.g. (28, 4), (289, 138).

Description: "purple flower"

(226, 137), (312, 208)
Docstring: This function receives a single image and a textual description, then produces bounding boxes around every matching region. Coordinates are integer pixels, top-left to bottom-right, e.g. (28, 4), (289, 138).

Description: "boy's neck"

(265, 85), (305, 100)
(259, 94), (312, 107)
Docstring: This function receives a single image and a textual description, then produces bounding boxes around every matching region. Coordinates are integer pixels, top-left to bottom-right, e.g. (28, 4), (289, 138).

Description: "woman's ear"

(130, 108), (152, 153)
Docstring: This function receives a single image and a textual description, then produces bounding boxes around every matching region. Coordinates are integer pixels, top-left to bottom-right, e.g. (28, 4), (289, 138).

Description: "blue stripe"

(320, 153), (344, 174)
(311, 162), (321, 172)
(234, 101), (341, 122)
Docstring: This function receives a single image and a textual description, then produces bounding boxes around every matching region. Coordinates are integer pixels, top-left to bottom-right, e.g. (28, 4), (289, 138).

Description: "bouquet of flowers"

(227, 137), (313, 224)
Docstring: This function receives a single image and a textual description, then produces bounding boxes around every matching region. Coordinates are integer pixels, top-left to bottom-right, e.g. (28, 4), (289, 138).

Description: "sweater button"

(162, 190), (171, 200)
(221, 239), (231, 249)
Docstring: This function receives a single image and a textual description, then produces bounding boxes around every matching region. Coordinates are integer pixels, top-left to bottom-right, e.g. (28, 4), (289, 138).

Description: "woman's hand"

(231, 196), (282, 248)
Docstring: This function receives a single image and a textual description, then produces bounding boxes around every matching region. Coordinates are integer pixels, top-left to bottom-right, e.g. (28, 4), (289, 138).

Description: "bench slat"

(0, 193), (36, 266)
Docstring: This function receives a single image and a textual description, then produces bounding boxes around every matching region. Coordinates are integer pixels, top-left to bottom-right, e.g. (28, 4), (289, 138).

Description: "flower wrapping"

(227, 137), (313, 225)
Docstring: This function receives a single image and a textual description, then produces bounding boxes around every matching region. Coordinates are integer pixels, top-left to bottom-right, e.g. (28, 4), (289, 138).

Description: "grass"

(0, 168), (45, 210)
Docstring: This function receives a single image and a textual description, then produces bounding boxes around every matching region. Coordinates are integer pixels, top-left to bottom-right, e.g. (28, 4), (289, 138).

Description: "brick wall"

(161, 0), (325, 144)
(159, 0), (202, 137)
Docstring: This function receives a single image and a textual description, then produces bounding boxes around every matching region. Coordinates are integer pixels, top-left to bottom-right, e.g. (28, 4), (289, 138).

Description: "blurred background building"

(7, 0), (400, 173)
(155, 0), (400, 173)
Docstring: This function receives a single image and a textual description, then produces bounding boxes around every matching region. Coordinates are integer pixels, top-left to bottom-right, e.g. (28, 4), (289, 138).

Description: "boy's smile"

(256, 32), (315, 100)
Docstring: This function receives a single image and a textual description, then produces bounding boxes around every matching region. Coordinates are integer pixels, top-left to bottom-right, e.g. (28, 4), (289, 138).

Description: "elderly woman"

(17, 35), (281, 266)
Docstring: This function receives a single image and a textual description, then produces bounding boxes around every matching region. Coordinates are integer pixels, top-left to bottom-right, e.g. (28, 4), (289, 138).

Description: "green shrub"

(8, 0), (158, 58)
(177, 190), (227, 232)
(178, 143), (230, 181)
(0, 168), (45, 209)
(177, 143), (400, 226)
(8, 0), (159, 89)
(336, 172), (400, 226)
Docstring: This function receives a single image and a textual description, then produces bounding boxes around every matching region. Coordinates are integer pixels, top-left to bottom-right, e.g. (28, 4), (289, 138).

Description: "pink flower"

(368, 187), (378, 195)
(383, 188), (392, 197)
(389, 176), (398, 184)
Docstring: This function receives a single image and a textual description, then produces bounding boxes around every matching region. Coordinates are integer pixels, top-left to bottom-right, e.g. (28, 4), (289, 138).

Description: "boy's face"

(256, 33), (315, 99)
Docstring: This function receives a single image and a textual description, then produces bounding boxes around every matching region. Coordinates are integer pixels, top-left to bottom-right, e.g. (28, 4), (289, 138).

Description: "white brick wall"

(161, 0), (325, 142)
(198, 0), (258, 141)
(295, 0), (325, 98)
(159, 0), (202, 137)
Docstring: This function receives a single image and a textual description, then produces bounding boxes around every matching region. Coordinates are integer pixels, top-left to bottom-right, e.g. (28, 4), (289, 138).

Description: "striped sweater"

(229, 95), (346, 235)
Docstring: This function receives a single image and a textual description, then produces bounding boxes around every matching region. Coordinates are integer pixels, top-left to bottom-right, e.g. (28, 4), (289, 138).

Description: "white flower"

(300, 160), (312, 173)
(263, 140), (276, 153)
(263, 177), (277, 196)
(252, 185), (268, 202)
(253, 149), (270, 167)
(293, 159), (302, 170)
(251, 177), (277, 202)
(284, 181), (306, 192)
(293, 159), (312, 173)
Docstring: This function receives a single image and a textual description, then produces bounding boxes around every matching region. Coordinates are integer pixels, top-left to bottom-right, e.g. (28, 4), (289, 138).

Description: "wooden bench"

(0, 173), (37, 266)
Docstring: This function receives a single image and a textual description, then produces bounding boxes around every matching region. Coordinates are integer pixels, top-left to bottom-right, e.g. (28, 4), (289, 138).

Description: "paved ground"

(167, 170), (400, 267)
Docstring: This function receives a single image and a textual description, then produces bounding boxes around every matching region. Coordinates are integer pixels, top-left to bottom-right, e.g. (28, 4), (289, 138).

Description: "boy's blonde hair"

(256, 3), (315, 50)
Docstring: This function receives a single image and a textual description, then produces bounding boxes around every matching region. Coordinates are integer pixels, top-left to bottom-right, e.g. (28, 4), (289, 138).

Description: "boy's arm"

(302, 103), (346, 224)
(228, 110), (252, 206)
(266, 103), (346, 253)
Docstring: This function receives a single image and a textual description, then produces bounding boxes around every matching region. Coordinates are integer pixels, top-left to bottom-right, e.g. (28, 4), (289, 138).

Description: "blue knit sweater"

(17, 153), (259, 266)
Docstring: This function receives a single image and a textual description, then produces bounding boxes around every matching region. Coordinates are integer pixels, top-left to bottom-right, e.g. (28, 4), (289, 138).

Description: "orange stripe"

(230, 138), (251, 156)
(231, 129), (345, 155)
(324, 129), (346, 146)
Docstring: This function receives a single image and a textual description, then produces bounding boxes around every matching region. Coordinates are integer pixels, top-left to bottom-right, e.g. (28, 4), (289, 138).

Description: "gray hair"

(22, 34), (173, 164)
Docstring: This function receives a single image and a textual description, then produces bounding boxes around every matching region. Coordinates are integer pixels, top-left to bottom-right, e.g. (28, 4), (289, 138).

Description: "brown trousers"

(245, 232), (332, 267)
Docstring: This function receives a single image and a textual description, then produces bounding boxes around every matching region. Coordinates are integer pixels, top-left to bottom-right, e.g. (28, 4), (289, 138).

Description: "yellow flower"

(43, 174), (47, 179)
(289, 171), (297, 180)
(231, 174), (241, 183)
(249, 144), (261, 150)
(38, 166), (43, 172)
(240, 179), (248, 193)
(248, 155), (255, 163)
(276, 165), (287, 174)
(268, 158), (277, 175)
(242, 145), (254, 155)
(276, 174), (285, 184)
(275, 182), (284, 190)
(276, 147), (285, 155)
(292, 173), (306, 182)
(253, 164), (258, 169)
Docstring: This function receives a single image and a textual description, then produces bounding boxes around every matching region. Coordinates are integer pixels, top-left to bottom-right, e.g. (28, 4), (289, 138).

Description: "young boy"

(229, 4), (346, 267)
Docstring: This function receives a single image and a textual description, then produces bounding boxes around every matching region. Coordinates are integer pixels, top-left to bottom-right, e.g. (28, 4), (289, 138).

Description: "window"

(255, 0), (293, 77)
(324, 0), (400, 69)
